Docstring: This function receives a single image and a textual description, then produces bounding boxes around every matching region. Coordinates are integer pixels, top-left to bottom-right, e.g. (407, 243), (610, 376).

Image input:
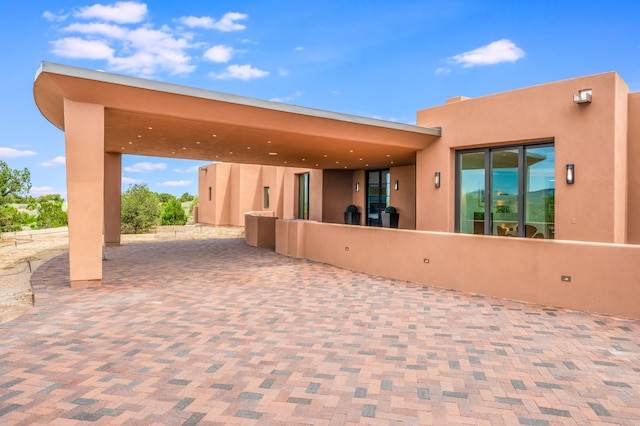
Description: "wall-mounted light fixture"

(394, 180), (399, 191)
(434, 172), (441, 189)
(355, 181), (360, 192)
(566, 164), (575, 184)
(573, 89), (592, 104)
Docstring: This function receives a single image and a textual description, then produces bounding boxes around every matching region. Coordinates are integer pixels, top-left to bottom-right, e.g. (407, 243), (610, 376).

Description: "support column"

(104, 152), (122, 246)
(64, 98), (105, 288)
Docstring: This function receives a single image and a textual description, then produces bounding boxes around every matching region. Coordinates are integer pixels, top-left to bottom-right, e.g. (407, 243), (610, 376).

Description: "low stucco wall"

(275, 220), (640, 319)
(245, 212), (277, 248)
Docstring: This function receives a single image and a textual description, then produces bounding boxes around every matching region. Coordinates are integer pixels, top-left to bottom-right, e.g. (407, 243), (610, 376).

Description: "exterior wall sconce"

(394, 180), (399, 191)
(355, 181), (360, 192)
(566, 164), (575, 184)
(573, 89), (592, 104)
(434, 172), (441, 188)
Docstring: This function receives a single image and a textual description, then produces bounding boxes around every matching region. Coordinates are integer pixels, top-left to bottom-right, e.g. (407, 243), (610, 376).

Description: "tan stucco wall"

(64, 99), (105, 286)
(322, 170), (354, 224)
(276, 220), (640, 319)
(104, 152), (121, 246)
(389, 165), (416, 229)
(627, 92), (640, 243)
(416, 72), (630, 243)
(198, 163), (287, 226)
(245, 213), (277, 247)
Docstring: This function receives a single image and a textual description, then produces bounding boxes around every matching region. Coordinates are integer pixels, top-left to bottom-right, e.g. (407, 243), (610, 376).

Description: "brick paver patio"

(1, 238), (639, 425)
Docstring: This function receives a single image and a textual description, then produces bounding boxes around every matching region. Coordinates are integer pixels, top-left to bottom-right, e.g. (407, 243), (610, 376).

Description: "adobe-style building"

(34, 62), (640, 318)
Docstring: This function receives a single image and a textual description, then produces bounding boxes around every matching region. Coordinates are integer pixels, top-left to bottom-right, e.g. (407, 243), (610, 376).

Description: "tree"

(0, 161), (32, 234)
(0, 161), (31, 206)
(160, 198), (187, 226)
(179, 192), (194, 202)
(157, 192), (175, 203)
(28, 194), (68, 229)
(121, 184), (160, 234)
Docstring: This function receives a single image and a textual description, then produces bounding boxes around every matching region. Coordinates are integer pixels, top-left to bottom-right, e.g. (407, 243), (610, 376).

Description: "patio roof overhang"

(33, 62), (441, 170)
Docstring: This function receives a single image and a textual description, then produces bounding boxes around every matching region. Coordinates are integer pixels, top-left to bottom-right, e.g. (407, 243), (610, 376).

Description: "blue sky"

(1, 1), (639, 199)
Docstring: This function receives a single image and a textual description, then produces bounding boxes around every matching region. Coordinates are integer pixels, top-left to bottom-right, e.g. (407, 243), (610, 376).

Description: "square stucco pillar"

(104, 152), (121, 247)
(64, 98), (105, 288)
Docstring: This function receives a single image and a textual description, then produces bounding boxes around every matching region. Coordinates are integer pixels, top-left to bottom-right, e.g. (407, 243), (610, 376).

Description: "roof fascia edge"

(35, 61), (441, 137)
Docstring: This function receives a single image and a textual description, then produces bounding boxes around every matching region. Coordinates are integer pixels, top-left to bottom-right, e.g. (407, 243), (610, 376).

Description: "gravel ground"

(0, 225), (244, 324)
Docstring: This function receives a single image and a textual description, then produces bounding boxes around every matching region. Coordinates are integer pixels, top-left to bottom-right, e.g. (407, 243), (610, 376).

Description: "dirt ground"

(0, 225), (244, 324)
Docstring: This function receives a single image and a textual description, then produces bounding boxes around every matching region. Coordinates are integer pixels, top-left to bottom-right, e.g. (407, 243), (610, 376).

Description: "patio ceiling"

(34, 62), (441, 170)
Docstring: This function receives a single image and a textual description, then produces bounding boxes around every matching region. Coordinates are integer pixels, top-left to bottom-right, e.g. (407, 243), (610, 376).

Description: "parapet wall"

(276, 220), (640, 319)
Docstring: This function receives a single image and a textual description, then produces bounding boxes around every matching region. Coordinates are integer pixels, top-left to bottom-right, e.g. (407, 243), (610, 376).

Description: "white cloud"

(178, 12), (247, 31)
(270, 90), (304, 103)
(30, 186), (56, 196)
(215, 12), (248, 31)
(435, 67), (451, 75)
(48, 5), (252, 77)
(294, 46), (304, 51)
(449, 39), (524, 67)
(51, 37), (114, 59)
(63, 22), (128, 38)
(158, 180), (190, 187)
(121, 176), (142, 184)
(123, 162), (167, 172)
(40, 156), (66, 167)
(278, 68), (290, 77)
(0, 147), (38, 158)
(75, 1), (148, 24)
(203, 45), (234, 63)
(43, 10), (68, 22)
(173, 165), (200, 173)
(210, 64), (269, 80)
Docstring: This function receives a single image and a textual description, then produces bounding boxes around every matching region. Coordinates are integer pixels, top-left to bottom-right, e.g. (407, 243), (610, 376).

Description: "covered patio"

(33, 61), (440, 288)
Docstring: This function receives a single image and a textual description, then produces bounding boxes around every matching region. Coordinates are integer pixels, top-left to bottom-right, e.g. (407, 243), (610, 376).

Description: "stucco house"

(34, 62), (640, 318)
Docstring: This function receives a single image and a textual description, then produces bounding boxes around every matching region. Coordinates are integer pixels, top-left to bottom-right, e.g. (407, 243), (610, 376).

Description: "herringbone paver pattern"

(1, 238), (639, 425)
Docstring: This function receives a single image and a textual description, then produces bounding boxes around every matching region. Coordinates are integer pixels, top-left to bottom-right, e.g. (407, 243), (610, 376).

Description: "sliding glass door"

(456, 142), (554, 238)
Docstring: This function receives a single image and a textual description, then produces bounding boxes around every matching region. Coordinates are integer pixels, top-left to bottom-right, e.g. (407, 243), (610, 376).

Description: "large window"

(366, 169), (390, 226)
(297, 173), (309, 220)
(456, 142), (554, 238)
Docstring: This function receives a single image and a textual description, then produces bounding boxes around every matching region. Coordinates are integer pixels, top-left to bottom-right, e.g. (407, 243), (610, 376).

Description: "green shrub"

(160, 198), (187, 226)
(121, 184), (160, 234)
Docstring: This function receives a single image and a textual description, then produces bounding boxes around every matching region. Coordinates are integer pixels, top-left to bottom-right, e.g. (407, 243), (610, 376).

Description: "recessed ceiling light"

(247, 146), (251, 149)
(302, 158), (305, 161)
(171, 151), (175, 154)
(196, 141), (200, 144)
(212, 134), (217, 137)
(147, 127), (152, 130)
(386, 154), (390, 157)
(324, 154), (328, 157)
(229, 151), (233, 154)
(268, 152), (278, 156)
(359, 158), (363, 161)
(128, 141), (133, 144)
(390, 161), (394, 164)
(349, 150), (353, 153)
(121, 147), (125, 150)
(335, 161), (339, 164)
(267, 140), (272, 144)
(137, 135), (142, 138)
